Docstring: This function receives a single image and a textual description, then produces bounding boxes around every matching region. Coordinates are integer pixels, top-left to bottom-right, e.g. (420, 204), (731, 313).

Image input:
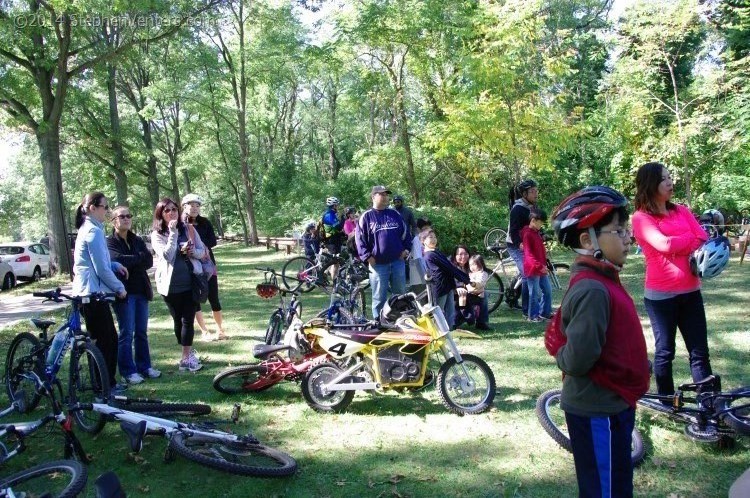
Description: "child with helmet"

(546, 186), (650, 498)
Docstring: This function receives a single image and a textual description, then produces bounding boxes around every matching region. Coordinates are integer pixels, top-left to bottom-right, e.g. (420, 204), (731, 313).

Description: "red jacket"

(579, 268), (650, 407)
(521, 226), (547, 277)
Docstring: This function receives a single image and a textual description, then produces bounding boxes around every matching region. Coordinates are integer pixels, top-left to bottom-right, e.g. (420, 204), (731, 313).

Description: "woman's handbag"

(191, 270), (210, 304)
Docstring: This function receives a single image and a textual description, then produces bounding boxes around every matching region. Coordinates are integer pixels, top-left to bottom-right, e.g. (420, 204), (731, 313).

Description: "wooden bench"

(264, 236), (299, 255)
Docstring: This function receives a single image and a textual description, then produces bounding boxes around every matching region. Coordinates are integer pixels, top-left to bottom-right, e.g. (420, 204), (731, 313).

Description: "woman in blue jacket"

(72, 192), (128, 394)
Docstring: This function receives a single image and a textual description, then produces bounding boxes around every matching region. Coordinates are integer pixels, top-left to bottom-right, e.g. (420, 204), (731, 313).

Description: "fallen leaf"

(138, 485), (150, 493)
(389, 474), (405, 484)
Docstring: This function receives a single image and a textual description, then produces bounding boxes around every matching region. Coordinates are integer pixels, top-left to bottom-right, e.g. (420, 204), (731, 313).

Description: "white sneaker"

(125, 373), (145, 384)
(143, 368), (162, 379)
(179, 357), (203, 372)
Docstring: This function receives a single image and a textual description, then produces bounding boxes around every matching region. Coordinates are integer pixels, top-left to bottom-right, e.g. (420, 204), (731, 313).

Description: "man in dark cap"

(356, 186), (411, 317)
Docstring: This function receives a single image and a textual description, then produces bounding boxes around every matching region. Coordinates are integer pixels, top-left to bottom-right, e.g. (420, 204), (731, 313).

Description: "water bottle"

(46, 330), (67, 366)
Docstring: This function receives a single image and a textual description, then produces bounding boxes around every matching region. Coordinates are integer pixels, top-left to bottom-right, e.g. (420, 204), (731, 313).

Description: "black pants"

(164, 291), (196, 346)
(81, 300), (118, 386)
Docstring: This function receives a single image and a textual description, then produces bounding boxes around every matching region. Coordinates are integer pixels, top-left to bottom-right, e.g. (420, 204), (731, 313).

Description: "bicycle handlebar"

(32, 288), (118, 303)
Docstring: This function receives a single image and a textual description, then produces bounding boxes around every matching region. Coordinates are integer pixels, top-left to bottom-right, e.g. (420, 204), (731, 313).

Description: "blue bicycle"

(4, 288), (113, 434)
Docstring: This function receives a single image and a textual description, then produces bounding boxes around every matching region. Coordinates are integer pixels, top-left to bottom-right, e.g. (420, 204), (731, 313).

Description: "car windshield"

(0, 246), (23, 255)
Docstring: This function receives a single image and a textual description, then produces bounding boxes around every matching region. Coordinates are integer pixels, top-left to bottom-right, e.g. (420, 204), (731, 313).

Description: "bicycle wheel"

(212, 365), (279, 394)
(436, 354), (495, 415)
(169, 432), (297, 477)
(484, 227), (508, 251)
(264, 311), (284, 345)
(315, 306), (356, 325)
(716, 387), (750, 435)
(484, 272), (505, 314)
(282, 256), (317, 293)
(549, 262), (570, 291)
(68, 342), (110, 434)
(110, 400), (212, 417)
(535, 389), (646, 465)
(0, 459), (88, 498)
(352, 287), (369, 321)
(5, 331), (43, 412)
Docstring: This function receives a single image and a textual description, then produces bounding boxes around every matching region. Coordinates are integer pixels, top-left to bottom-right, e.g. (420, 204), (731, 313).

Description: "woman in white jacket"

(151, 198), (206, 372)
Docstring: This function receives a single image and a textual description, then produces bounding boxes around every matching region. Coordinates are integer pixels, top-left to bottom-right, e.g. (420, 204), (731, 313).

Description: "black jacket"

(107, 231), (154, 300)
(191, 216), (218, 264)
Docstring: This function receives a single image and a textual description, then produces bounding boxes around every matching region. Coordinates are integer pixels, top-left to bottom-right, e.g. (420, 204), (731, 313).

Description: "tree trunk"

(396, 89), (418, 204)
(37, 128), (72, 276)
(182, 169), (192, 195)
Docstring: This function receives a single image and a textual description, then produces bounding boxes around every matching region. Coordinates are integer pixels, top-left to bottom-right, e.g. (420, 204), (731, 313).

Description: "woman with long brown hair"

(632, 162), (710, 396)
(72, 192), (128, 394)
(151, 198), (206, 372)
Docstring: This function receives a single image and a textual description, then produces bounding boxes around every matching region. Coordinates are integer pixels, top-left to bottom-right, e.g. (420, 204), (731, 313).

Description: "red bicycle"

(212, 320), (331, 394)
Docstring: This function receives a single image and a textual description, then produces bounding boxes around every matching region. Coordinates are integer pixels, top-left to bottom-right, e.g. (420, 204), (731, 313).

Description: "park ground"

(0, 243), (748, 497)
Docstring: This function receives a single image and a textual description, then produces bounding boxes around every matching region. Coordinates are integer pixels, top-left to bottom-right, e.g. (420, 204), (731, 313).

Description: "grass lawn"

(1, 243), (748, 497)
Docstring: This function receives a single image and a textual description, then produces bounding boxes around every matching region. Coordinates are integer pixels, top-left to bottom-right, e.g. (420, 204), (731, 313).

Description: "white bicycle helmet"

(326, 196), (340, 206)
(182, 193), (204, 206)
(693, 236), (730, 279)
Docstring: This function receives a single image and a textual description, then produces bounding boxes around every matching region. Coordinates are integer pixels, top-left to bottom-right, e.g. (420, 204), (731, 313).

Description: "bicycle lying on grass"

(5, 288), (114, 433)
(536, 375), (750, 465)
(76, 400), (297, 477)
(213, 318), (330, 394)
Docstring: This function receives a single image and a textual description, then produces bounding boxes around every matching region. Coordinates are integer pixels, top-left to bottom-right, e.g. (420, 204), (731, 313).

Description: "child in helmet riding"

(546, 186), (650, 498)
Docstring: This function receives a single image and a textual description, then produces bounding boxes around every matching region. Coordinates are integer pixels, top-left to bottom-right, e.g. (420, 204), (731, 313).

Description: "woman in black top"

(182, 194), (227, 341)
(108, 206), (161, 384)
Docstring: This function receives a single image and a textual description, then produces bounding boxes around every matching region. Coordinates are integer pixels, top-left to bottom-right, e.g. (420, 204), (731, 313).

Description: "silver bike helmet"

(693, 236), (730, 279)
(326, 196), (340, 206)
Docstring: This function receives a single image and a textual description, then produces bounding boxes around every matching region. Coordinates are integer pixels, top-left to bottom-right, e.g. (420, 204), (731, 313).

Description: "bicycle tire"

(264, 311), (284, 345)
(550, 262), (570, 291)
(212, 365), (278, 394)
(0, 459), (88, 498)
(169, 432), (297, 477)
(315, 306), (356, 325)
(353, 287), (369, 321)
(484, 272), (505, 314)
(535, 389), (646, 465)
(484, 227), (508, 251)
(5, 331), (43, 412)
(716, 387), (750, 436)
(301, 362), (354, 413)
(68, 342), (110, 434)
(436, 354), (495, 415)
(110, 400), (212, 417)
(282, 256), (317, 293)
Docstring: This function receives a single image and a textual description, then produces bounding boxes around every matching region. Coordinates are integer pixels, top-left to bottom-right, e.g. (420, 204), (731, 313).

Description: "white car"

(0, 242), (50, 281)
(0, 260), (15, 291)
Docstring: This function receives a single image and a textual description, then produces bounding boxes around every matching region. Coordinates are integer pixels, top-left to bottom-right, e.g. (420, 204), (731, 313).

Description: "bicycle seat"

(31, 318), (55, 331)
(253, 344), (292, 359)
(678, 375), (720, 393)
(120, 419), (147, 453)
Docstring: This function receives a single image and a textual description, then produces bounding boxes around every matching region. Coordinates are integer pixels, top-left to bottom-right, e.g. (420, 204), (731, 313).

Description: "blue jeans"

(369, 260), (407, 318)
(566, 407), (636, 498)
(527, 275), (552, 319)
(644, 291), (711, 395)
(507, 245), (529, 314)
(113, 294), (152, 377)
(436, 291), (456, 328)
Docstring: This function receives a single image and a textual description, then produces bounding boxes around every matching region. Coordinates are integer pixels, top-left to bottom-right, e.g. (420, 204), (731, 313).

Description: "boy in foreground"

(545, 186), (650, 498)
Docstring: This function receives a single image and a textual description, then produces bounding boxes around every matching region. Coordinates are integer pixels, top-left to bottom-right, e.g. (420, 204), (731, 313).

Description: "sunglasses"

(97, 204), (109, 210)
(116, 214), (132, 220)
(163, 207), (177, 214)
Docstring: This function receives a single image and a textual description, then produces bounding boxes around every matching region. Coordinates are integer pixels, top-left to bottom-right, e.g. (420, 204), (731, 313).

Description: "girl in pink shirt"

(632, 162), (710, 396)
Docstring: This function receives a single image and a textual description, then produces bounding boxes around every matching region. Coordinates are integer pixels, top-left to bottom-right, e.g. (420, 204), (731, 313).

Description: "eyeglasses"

(598, 228), (632, 239)
(116, 214), (132, 220)
(163, 207), (177, 214)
